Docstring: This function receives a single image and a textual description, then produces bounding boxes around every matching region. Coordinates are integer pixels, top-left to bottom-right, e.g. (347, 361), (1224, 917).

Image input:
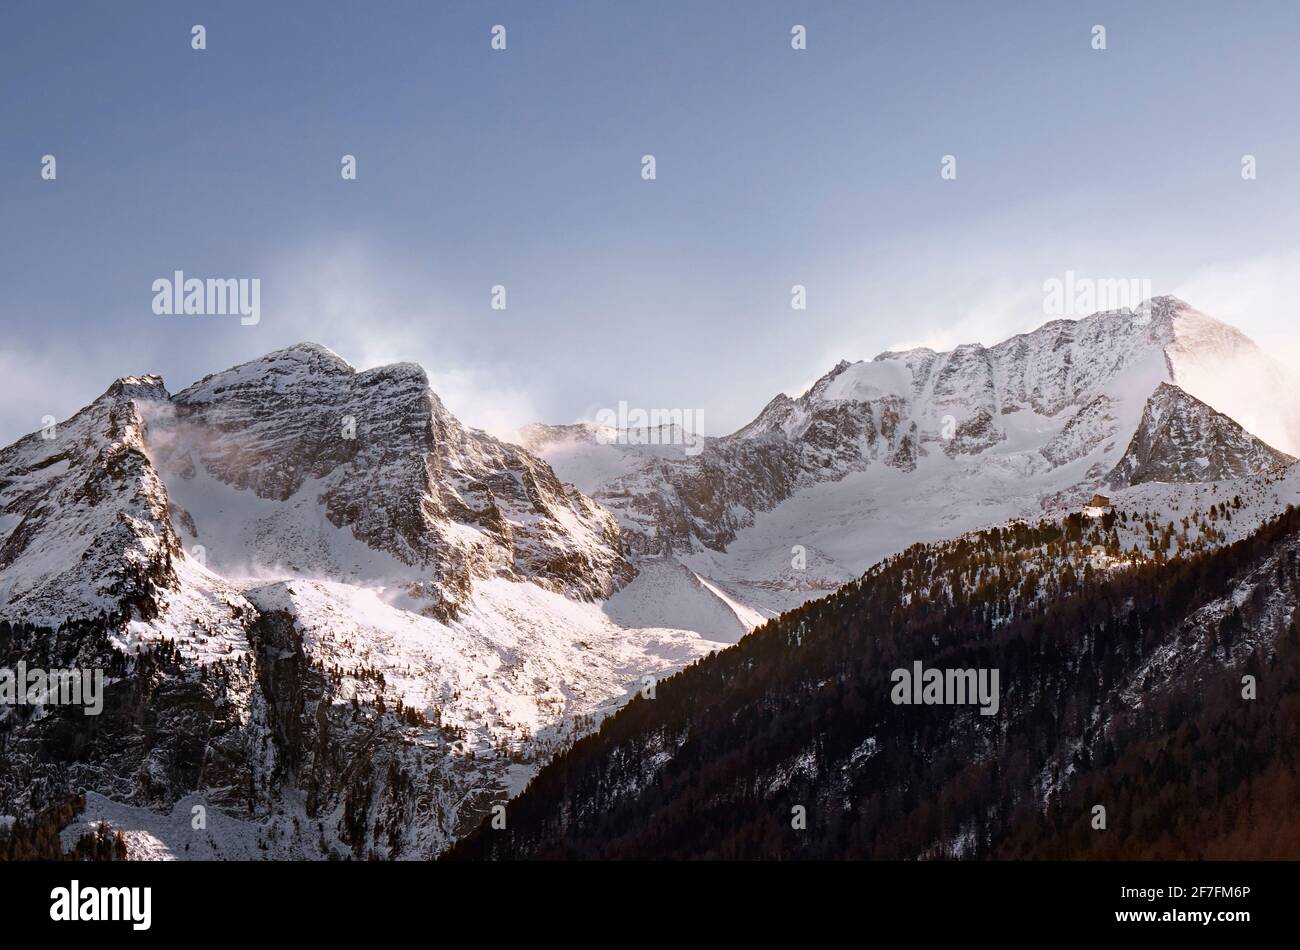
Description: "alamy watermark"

(0, 662), (104, 715)
(890, 661), (999, 716)
(1042, 270), (1151, 317)
(50, 880), (150, 930)
(152, 270), (260, 326)
(594, 401), (705, 456)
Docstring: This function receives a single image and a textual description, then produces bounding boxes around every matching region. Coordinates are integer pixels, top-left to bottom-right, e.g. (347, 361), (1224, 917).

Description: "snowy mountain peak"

(0, 373), (180, 626)
(104, 374), (170, 402)
(1138, 292), (1192, 318)
(176, 341), (358, 403)
(8, 301), (1300, 862)
(1140, 295), (1248, 350)
(524, 297), (1300, 623)
(0, 345), (721, 862)
(1, 343), (637, 627)
(1106, 382), (1294, 488)
(262, 340), (353, 367)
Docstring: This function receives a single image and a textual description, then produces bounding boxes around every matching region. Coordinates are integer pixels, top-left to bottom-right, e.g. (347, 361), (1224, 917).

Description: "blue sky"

(3, 0), (1300, 444)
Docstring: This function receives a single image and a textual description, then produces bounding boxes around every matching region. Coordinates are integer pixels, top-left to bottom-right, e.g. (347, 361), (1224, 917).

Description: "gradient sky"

(3, 0), (1300, 445)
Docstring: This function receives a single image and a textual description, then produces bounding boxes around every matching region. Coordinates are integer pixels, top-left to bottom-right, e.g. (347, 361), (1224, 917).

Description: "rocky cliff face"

(0, 376), (180, 628)
(160, 343), (632, 619)
(525, 300), (1192, 559)
(5, 299), (1299, 860)
(0, 345), (714, 860)
(1107, 382), (1294, 488)
(524, 297), (1300, 619)
(1, 345), (632, 628)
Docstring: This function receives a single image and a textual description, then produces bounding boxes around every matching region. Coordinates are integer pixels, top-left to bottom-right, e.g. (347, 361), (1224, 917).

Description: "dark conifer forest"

(447, 509), (1300, 860)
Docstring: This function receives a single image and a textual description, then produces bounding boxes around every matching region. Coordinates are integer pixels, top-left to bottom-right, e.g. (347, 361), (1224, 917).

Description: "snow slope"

(0, 346), (725, 860)
(7, 296), (1300, 859)
(527, 297), (1300, 619)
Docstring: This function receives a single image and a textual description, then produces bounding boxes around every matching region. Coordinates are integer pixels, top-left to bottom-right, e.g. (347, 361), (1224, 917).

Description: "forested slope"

(448, 509), (1300, 859)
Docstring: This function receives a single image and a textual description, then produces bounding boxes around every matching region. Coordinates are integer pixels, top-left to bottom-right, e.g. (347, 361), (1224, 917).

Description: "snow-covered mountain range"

(522, 296), (1300, 623)
(0, 344), (718, 858)
(4, 294), (1299, 859)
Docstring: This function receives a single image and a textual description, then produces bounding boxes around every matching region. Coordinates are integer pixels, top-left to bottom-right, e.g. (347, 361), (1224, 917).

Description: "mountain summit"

(160, 341), (632, 619)
(0, 343), (632, 628)
(4, 298), (1299, 861)
(1107, 382), (1294, 488)
(525, 297), (1300, 619)
(0, 345), (718, 859)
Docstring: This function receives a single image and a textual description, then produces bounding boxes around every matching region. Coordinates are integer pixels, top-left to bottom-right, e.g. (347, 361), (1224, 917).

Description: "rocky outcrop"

(0, 376), (180, 626)
(527, 297), (1300, 563)
(1107, 383), (1294, 488)
(0, 345), (708, 860)
(141, 343), (633, 620)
